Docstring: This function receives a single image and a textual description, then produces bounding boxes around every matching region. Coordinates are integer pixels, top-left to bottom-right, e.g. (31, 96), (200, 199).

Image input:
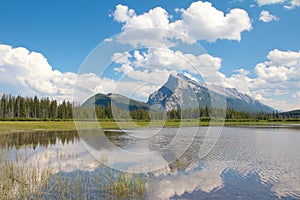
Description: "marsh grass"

(0, 121), (77, 134)
(0, 151), (147, 200)
(0, 160), (52, 199)
(1, 119), (300, 134)
(107, 172), (147, 199)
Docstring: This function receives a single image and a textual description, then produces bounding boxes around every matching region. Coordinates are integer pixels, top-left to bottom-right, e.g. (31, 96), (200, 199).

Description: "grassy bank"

(0, 119), (299, 134)
(0, 121), (77, 134)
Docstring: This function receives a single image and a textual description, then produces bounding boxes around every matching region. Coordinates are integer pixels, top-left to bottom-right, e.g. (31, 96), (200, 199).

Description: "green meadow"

(0, 119), (299, 134)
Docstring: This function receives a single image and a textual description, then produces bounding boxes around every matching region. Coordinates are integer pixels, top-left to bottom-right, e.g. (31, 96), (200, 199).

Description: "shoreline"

(0, 120), (300, 134)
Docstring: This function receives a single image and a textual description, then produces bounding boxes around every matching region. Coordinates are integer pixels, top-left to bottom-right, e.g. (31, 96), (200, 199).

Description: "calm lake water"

(1, 126), (300, 199)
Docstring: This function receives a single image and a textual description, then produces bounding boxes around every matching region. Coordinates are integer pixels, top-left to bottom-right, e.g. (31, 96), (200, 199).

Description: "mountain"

(83, 74), (276, 113)
(280, 109), (300, 118)
(147, 73), (275, 113)
(83, 93), (149, 111)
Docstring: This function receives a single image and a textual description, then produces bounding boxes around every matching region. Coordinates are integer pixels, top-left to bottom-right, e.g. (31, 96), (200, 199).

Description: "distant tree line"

(0, 94), (297, 121)
(167, 107), (284, 120)
(0, 94), (73, 119)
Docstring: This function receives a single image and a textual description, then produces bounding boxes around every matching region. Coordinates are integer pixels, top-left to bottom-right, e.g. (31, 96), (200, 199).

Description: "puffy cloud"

(266, 49), (300, 66)
(255, 0), (300, 8)
(0, 44), (118, 103)
(113, 4), (136, 23)
(251, 50), (300, 110)
(0, 44), (63, 99)
(1, 43), (299, 110)
(221, 49), (300, 111)
(253, 49), (300, 84)
(111, 51), (132, 64)
(112, 1), (252, 46)
(113, 5), (177, 48)
(284, 0), (300, 8)
(170, 1), (252, 42)
(114, 5), (169, 30)
(0, 44), (165, 103)
(256, 0), (286, 6)
(220, 69), (254, 94)
(259, 10), (279, 22)
(291, 0), (300, 7)
(113, 49), (222, 82)
(135, 49), (222, 73)
(0, 43), (219, 104)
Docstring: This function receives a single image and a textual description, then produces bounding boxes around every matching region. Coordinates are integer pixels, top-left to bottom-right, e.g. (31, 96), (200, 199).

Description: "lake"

(1, 126), (300, 199)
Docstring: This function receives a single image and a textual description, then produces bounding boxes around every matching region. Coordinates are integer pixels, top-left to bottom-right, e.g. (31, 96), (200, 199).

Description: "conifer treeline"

(0, 94), (73, 119)
(0, 94), (286, 121)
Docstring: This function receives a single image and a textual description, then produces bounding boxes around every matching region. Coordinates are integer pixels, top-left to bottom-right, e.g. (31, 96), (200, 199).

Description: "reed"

(0, 152), (147, 199)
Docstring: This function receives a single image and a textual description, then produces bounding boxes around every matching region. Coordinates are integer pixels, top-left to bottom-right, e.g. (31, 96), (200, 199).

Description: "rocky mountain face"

(84, 73), (275, 113)
(147, 73), (275, 112)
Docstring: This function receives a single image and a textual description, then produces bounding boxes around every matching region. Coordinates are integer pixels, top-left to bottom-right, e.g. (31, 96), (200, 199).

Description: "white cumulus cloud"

(256, 0), (286, 6)
(291, 0), (300, 7)
(284, 0), (300, 8)
(259, 10), (279, 22)
(0, 44), (168, 103)
(255, 0), (300, 8)
(113, 48), (222, 82)
(112, 1), (252, 46)
(170, 1), (252, 42)
(266, 49), (300, 66)
(222, 49), (300, 111)
(0, 44), (119, 103)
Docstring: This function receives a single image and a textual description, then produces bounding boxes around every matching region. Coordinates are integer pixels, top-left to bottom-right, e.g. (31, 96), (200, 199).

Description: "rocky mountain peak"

(148, 73), (275, 112)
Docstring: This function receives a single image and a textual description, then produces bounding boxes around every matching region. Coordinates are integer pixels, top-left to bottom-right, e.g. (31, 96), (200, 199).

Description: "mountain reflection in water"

(1, 126), (300, 199)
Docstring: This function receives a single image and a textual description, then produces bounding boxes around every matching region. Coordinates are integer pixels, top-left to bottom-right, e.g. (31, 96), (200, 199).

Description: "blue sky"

(0, 0), (299, 110)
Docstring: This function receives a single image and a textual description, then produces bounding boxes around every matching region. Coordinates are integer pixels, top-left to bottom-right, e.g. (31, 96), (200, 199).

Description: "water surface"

(1, 126), (300, 199)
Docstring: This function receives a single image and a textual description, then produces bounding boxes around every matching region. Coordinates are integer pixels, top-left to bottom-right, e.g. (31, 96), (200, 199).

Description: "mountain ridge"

(280, 109), (300, 118)
(84, 73), (276, 113)
(147, 73), (276, 112)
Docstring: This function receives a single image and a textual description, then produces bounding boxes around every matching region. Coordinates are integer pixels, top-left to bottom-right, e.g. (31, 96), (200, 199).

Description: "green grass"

(0, 121), (77, 134)
(0, 118), (299, 134)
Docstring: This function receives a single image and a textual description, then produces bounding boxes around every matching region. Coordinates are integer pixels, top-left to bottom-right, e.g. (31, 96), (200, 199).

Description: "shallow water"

(1, 126), (300, 199)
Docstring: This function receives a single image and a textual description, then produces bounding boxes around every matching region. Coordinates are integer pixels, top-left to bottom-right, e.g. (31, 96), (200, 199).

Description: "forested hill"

(0, 94), (298, 121)
(280, 110), (300, 118)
